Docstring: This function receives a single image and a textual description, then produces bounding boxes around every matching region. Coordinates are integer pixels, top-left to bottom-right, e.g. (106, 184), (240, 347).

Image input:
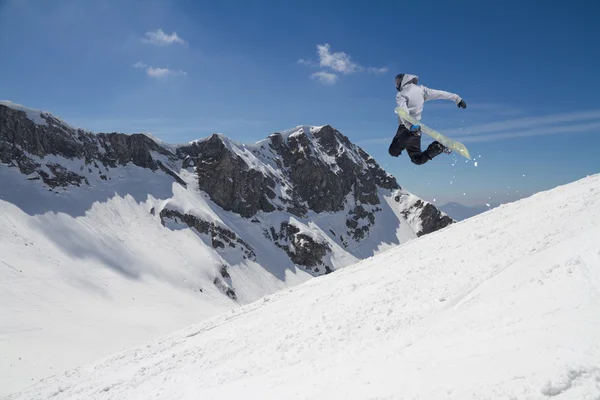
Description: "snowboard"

(395, 107), (472, 160)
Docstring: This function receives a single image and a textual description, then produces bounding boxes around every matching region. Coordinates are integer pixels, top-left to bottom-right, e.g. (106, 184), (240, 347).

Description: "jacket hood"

(395, 73), (419, 91)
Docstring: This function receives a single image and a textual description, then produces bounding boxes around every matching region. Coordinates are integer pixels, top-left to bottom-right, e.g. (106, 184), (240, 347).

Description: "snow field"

(7, 174), (600, 400)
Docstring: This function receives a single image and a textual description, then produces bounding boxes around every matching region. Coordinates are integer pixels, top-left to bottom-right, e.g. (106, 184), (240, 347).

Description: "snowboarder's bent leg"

(389, 125), (425, 160)
(404, 131), (431, 165)
(389, 125), (440, 164)
(424, 141), (447, 159)
(388, 125), (407, 157)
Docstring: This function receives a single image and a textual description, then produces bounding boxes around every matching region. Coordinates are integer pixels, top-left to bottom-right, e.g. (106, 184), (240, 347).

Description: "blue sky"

(1, 0), (599, 206)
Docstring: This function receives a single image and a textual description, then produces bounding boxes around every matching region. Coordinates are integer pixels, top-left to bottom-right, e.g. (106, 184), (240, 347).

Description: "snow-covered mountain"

(0, 101), (452, 396)
(439, 201), (495, 221)
(7, 172), (600, 399)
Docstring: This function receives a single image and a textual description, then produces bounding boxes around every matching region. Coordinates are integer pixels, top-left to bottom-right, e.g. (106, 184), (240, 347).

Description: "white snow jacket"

(396, 74), (462, 130)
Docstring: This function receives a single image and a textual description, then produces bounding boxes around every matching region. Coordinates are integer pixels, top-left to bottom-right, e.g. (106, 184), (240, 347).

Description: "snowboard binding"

(426, 141), (450, 159)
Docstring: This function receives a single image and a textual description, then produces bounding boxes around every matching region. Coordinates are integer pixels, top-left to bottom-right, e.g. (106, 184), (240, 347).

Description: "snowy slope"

(1, 102), (450, 396)
(0, 156), (316, 396)
(8, 174), (600, 400)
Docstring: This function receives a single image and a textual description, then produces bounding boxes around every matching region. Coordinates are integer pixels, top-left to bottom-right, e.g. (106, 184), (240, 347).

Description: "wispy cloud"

(367, 67), (389, 75)
(147, 67), (187, 78)
(299, 43), (388, 84)
(142, 29), (186, 46)
(445, 109), (600, 136)
(312, 71), (338, 85)
(298, 59), (316, 67)
(316, 43), (362, 74)
(133, 62), (187, 78)
(454, 120), (600, 143)
(357, 108), (600, 146)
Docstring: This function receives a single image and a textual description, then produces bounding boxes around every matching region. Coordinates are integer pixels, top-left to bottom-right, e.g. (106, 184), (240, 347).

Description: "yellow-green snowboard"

(395, 107), (472, 160)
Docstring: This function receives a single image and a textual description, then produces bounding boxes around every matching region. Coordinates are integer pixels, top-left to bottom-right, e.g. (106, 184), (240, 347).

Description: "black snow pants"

(388, 124), (432, 165)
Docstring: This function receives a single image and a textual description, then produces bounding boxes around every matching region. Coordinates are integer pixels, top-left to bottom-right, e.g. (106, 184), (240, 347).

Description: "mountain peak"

(0, 100), (51, 126)
(1, 99), (452, 257)
(0, 100), (90, 133)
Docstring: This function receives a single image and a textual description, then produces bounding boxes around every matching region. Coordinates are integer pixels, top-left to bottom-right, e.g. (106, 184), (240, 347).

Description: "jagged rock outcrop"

(414, 201), (454, 236)
(174, 125), (404, 225)
(346, 205), (381, 241)
(268, 222), (332, 273)
(159, 208), (256, 260)
(268, 125), (399, 213)
(396, 194), (454, 236)
(0, 104), (184, 188)
(1, 101), (454, 279)
(39, 163), (90, 188)
(178, 135), (276, 217)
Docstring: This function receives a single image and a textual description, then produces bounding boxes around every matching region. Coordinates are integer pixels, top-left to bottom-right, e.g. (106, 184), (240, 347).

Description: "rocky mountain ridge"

(0, 101), (453, 287)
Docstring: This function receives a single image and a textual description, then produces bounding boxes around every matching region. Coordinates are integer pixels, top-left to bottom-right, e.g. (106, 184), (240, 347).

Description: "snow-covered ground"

(0, 141), (415, 396)
(7, 174), (600, 400)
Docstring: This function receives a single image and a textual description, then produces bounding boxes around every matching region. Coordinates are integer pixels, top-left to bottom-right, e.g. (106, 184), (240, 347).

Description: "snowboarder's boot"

(425, 141), (449, 159)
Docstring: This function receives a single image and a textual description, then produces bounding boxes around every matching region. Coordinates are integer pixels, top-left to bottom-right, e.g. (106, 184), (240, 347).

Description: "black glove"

(457, 100), (467, 109)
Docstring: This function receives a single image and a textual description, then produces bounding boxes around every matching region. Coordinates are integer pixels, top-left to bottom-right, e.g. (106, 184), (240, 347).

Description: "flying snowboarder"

(389, 73), (467, 164)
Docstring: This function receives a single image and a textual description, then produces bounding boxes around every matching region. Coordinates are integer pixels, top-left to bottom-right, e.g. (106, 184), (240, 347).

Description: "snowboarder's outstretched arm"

(423, 87), (466, 108)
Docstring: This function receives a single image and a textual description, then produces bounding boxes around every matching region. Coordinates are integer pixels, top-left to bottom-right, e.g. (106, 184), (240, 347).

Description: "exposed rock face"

(1, 101), (454, 279)
(397, 195), (454, 237)
(346, 205), (381, 241)
(0, 104), (184, 188)
(213, 276), (237, 300)
(174, 125), (403, 224)
(415, 201), (454, 236)
(268, 222), (331, 273)
(268, 125), (399, 213)
(159, 208), (256, 260)
(178, 135), (276, 217)
(40, 163), (90, 188)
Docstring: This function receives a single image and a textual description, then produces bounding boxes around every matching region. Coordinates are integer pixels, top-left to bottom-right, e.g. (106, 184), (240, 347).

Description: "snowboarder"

(389, 73), (467, 164)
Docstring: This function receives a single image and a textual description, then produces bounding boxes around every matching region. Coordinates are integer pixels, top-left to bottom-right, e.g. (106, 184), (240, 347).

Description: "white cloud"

(316, 43), (362, 74)
(133, 62), (187, 78)
(300, 43), (387, 84)
(367, 67), (389, 75)
(312, 71), (338, 85)
(146, 67), (187, 78)
(444, 109), (600, 136)
(298, 59), (316, 67)
(454, 120), (600, 143)
(357, 108), (600, 146)
(147, 67), (171, 78)
(142, 29), (186, 46)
